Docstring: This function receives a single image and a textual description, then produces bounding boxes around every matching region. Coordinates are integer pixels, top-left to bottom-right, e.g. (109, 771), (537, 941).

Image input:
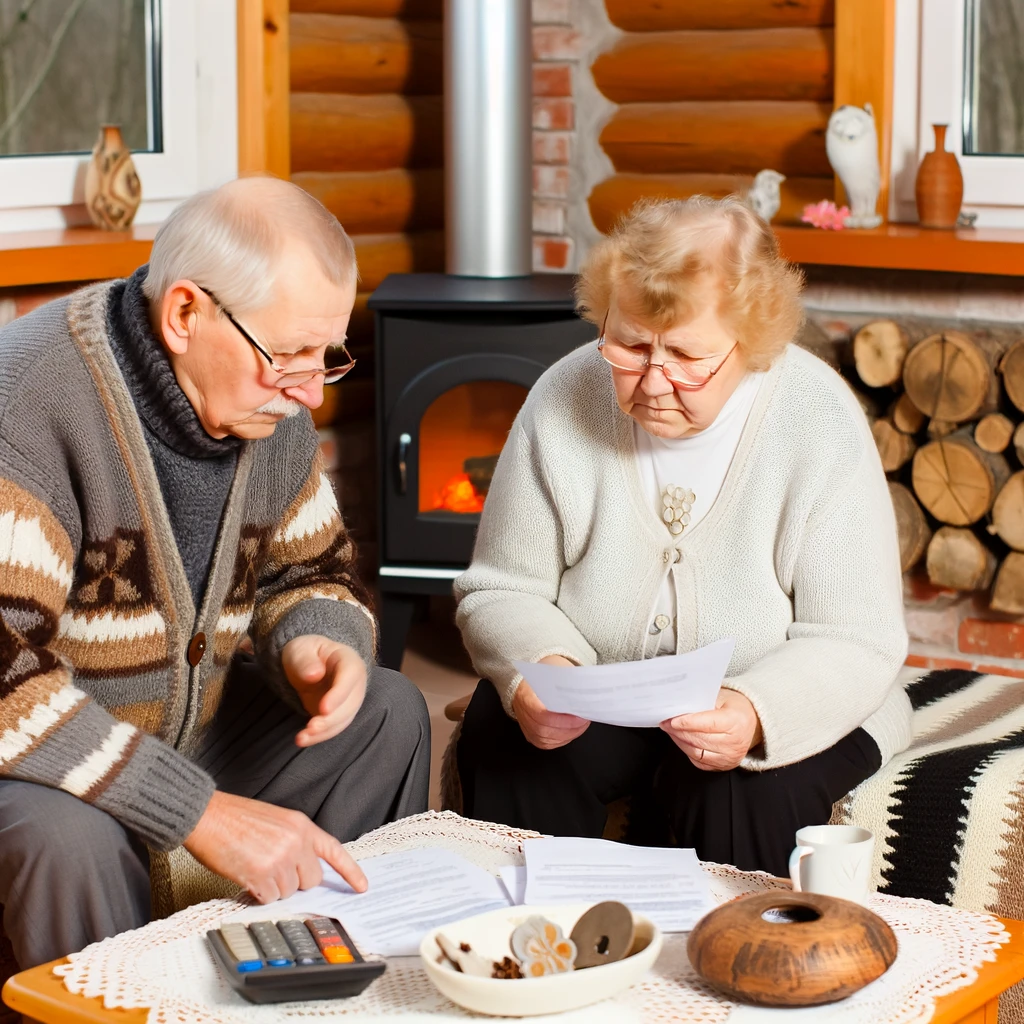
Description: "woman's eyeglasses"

(597, 315), (737, 391)
(199, 287), (356, 387)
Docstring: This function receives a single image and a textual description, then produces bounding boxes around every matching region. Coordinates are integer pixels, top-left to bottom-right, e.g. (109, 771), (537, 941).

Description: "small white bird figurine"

(746, 169), (786, 223)
(826, 104), (883, 228)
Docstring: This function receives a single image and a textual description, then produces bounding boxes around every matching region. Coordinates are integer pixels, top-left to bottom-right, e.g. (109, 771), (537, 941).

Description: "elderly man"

(0, 177), (430, 969)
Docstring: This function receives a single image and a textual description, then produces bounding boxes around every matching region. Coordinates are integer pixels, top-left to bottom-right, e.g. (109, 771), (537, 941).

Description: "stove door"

(382, 353), (542, 566)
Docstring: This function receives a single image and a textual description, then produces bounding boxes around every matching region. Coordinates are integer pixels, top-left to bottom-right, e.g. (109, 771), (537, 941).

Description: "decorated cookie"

(510, 916), (577, 978)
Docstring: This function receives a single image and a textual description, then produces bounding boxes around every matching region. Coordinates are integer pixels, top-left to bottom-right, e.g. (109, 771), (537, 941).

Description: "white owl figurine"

(826, 103), (883, 228)
(746, 169), (786, 223)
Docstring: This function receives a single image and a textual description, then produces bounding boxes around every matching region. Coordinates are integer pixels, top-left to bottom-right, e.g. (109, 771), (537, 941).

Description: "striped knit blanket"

(833, 666), (1024, 1020)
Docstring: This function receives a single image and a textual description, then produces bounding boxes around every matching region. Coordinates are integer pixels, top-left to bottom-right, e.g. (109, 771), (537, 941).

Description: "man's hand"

(282, 635), (366, 747)
(661, 688), (763, 771)
(184, 791), (367, 903)
(514, 657), (590, 750)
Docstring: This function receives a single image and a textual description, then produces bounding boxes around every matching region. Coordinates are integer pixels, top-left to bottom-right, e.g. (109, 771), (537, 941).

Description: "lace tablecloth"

(55, 811), (1010, 1024)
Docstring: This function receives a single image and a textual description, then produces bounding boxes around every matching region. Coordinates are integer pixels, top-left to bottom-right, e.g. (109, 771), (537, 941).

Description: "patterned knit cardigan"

(0, 283), (376, 850)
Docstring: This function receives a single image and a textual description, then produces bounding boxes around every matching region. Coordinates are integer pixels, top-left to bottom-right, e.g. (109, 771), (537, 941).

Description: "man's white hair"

(142, 176), (357, 314)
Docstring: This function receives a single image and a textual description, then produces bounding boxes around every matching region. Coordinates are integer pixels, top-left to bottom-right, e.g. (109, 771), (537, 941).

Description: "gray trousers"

(0, 664), (430, 969)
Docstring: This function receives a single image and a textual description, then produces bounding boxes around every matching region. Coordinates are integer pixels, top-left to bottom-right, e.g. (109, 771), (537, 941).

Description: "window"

(0, 0), (237, 233)
(0, 0), (159, 158)
(962, 0), (1024, 156)
(890, 0), (1024, 227)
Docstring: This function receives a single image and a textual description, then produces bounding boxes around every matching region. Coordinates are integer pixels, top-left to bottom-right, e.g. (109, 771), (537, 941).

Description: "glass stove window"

(963, 0), (1024, 156)
(0, 0), (159, 158)
(418, 381), (528, 515)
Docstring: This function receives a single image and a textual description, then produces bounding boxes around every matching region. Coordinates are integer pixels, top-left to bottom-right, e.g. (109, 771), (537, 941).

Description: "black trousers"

(457, 679), (881, 877)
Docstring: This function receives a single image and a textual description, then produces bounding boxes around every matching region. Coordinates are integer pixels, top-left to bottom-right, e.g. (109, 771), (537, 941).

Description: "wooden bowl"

(687, 891), (898, 1007)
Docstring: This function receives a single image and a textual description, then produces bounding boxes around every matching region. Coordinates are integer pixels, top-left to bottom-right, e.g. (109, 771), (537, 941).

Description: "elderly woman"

(453, 197), (911, 875)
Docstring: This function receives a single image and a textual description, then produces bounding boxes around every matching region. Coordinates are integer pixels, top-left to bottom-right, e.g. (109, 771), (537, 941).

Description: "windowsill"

(4, 222), (1023, 290)
(0, 224), (158, 289)
(773, 224), (1024, 276)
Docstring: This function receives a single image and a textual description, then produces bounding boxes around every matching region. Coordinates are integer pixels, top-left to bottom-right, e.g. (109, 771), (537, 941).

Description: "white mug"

(788, 824), (875, 906)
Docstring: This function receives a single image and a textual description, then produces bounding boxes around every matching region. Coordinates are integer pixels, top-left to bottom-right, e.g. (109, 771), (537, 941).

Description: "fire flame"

(433, 473), (485, 513)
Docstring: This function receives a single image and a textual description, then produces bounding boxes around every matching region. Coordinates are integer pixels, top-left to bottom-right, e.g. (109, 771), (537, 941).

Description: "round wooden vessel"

(687, 891), (898, 1007)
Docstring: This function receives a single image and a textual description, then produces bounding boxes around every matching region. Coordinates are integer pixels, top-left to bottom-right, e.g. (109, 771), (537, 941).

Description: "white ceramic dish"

(419, 903), (663, 1017)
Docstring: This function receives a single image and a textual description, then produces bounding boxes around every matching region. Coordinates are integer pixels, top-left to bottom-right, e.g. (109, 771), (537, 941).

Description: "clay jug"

(84, 125), (142, 230)
(915, 124), (963, 229)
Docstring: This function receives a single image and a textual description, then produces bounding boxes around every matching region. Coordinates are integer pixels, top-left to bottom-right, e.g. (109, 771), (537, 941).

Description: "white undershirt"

(634, 371), (764, 654)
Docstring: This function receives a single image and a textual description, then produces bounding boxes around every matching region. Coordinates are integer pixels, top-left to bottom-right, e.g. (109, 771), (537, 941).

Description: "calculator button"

(248, 922), (294, 967)
(219, 923), (263, 972)
(278, 919), (325, 965)
(323, 946), (355, 964)
(305, 916), (356, 961)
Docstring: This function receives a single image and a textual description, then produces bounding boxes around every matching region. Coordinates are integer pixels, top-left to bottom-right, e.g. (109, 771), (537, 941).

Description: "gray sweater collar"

(107, 266), (243, 460)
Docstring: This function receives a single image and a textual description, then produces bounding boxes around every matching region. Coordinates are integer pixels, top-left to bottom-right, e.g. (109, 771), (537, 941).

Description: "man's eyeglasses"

(597, 314), (737, 391)
(199, 287), (356, 387)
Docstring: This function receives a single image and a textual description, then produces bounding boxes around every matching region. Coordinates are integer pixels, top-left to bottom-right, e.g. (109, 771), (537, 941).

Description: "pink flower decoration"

(801, 200), (851, 230)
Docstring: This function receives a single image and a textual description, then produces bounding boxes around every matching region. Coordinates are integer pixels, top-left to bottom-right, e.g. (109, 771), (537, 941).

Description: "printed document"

(513, 637), (735, 728)
(522, 837), (714, 932)
(270, 847), (511, 956)
(499, 864), (527, 905)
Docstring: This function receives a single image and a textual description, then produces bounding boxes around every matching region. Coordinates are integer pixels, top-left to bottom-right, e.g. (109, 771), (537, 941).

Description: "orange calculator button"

(323, 946), (355, 964)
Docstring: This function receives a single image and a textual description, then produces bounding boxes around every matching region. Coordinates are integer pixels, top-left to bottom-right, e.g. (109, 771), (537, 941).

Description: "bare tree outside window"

(0, 0), (158, 158)
(965, 0), (1024, 155)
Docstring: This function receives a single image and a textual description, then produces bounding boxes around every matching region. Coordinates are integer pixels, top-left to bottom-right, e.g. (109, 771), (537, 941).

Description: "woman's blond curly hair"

(575, 196), (805, 372)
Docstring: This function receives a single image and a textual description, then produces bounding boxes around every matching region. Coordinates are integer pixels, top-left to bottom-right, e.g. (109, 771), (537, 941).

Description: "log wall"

(588, 0), (836, 231)
(290, 0), (446, 374)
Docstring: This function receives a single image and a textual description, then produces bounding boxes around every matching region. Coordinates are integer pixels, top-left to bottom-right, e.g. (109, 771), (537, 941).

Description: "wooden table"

(4, 918), (1024, 1023)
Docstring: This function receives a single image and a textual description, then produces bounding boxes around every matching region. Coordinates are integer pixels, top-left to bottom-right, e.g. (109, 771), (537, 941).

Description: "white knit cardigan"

(454, 342), (912, 772)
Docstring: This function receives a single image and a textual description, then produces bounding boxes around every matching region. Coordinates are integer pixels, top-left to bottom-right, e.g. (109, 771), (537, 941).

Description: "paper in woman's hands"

(513, 637), (735, 728)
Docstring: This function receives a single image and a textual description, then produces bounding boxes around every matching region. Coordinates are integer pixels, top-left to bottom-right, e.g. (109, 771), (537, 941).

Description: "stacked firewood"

(842, 321), (1024, 613)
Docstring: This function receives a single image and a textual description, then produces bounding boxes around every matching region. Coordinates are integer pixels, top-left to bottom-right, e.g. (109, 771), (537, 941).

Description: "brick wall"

(532, 0), (581, 273)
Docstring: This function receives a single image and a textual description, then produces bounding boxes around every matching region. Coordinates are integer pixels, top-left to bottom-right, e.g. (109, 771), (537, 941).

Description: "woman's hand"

(513, 662), (591, 750)
(661, 689), (763, 771)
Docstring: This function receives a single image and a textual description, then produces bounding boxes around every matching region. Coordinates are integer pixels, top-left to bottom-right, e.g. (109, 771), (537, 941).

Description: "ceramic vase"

(915, 124), (963, 229)
(84, 125), (142, 231)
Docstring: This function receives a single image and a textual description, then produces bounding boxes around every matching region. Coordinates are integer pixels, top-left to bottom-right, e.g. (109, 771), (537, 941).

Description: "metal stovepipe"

(444, 0), (532, 277)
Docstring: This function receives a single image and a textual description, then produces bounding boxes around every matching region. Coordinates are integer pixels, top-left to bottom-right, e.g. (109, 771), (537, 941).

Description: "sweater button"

(187, 632), (207, 667)
(649, 614), (671, 635)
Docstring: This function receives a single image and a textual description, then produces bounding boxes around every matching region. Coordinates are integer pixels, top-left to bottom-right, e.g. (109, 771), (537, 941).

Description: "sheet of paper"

(513, 638), (735, 728)
(270, 847), (511, 956)
(522, 837), (714, 932)
(499, 864), (527, 905)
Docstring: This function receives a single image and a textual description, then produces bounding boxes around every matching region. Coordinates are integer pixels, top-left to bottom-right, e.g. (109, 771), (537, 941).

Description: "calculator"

(207, 916), (386, 1004)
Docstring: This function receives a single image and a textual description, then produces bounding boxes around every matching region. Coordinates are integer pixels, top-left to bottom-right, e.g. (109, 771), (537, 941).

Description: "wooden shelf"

(4, 221), (1022, 291)
(773, 223), (1024, 276)
(0, 224), (158, 289)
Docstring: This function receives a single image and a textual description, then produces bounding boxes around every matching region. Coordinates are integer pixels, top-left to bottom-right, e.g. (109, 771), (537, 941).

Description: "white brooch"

(662, 485), (695, 536)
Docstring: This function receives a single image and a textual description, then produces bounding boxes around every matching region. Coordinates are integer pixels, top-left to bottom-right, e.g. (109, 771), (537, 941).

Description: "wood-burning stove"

(369, 272), (594, 666)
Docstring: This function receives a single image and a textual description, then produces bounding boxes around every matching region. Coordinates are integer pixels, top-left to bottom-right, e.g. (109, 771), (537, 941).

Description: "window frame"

(0, 0), (237, 233)
(890, 0), (1024, 227)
